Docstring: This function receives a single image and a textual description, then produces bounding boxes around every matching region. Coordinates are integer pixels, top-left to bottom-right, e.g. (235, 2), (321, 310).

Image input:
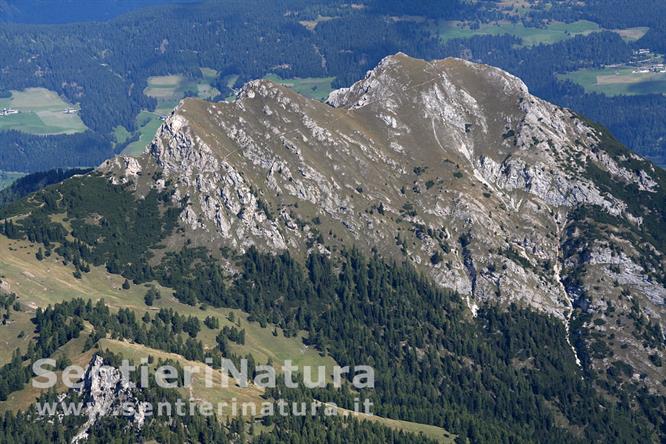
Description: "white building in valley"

(0, 108), (19, 116)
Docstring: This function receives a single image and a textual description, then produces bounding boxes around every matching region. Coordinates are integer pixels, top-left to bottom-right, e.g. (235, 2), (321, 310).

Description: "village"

(629, 48), (666, 74)
(603, 48), (666, 74)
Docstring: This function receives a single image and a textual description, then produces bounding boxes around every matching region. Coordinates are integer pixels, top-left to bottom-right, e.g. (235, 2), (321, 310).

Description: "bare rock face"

(71, 355), (146, 444)
(100, 53), (665, 392)
(0, 279), (10, 294)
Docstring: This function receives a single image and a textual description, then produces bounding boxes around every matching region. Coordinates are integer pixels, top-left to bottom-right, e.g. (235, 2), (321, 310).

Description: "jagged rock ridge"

(100, 53), (665, 391)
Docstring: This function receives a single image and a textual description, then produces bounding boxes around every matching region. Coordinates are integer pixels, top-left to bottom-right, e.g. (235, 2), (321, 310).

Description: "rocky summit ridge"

(100, 53), (665, 391)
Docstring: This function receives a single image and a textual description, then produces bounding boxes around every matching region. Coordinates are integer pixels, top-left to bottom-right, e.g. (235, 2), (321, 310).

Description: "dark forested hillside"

(0, 0), (200, 23)
(0, 240), (662, 442)
(0, 131), (113, 173)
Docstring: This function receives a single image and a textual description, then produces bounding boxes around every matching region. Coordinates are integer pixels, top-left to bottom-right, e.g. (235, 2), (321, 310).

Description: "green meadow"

(438, 20), (601, 46)
(0, 88), (87, 135)
(120, 110), (166, 156)
(559, 67), (666, 96)
(613, 27), (650, 42)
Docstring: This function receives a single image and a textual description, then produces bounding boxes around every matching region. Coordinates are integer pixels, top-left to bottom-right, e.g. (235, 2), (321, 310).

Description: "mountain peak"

(96, 55), (665, 392)
(326, 52), (529, 111)
(322, 52), (545, 167)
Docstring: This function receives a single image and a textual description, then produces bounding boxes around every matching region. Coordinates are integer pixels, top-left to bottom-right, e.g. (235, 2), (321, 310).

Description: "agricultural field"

(559, 67), (666, 96)
(144, 75), (183, 99)
(0, 171), (25, 190)
(263, 74), (335, 101)
(437, 19), (601, 46)
(144, 67), (221, 105)
(613, 26), (650, 42)
(0, 88), (87, 135)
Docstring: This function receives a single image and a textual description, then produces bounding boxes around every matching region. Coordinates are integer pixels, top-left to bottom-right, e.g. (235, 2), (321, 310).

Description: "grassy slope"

(0, 329), (95, 413)
(0, 309), (35, 364)
(0, 235), (331, 368)
(0, 233), (454, 440)
(347, 411), (455, 443)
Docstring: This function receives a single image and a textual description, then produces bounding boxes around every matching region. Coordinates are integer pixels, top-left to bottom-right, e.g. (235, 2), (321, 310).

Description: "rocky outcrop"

(71, 355), (146, 444)
(0, 279), (10, 294)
